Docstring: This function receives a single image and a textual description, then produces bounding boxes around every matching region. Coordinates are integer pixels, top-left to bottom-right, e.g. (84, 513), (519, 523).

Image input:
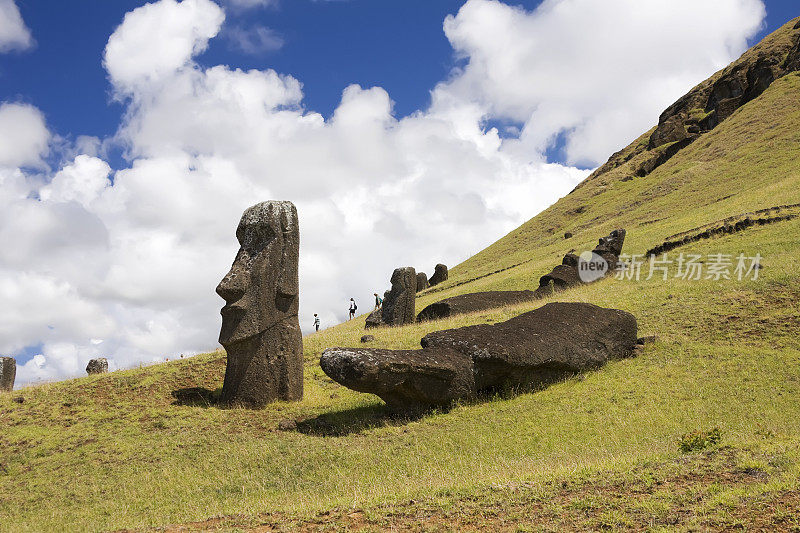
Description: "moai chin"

(216, 201), (303, 406)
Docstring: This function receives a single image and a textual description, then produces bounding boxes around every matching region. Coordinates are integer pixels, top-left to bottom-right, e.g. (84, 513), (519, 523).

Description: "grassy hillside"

(3, 50), (800, 533)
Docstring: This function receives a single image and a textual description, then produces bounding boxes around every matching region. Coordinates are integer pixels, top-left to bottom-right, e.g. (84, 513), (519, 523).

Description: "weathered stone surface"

(417, 290), (537, 322)
(534, 229), (626, 298)
(593, 229), (626, 271)
(416, 272), (429, 292)
(428, 264), (448, 286)
(364, 308), (382, 329)
(0, 357), (16, 392)
(381, 267), (416, 326)
(217, 201), (303, 406)
(360, 335), (375, 343)
(321, 302), (637, 412)
(536, 264), (584, 293)
(637, 335), (657, 345)
(595, 229), (626, 256)
(562, 252), (580, 269)
(320, 347), (474, 412)
(86, 358), (108, 375)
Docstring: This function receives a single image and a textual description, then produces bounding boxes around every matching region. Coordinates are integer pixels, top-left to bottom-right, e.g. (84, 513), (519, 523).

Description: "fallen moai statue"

(534, 229), (626, 298)
(322, 302), (637, 413)
(0, 357), (15, 392)
(86, 358), (108, 375)
(216, 201), (303, 406)
(428, 263), (448, 286)
(380, 267), (416, 326)
(416, 230), (627, 322)
(417, 290), (538, 322)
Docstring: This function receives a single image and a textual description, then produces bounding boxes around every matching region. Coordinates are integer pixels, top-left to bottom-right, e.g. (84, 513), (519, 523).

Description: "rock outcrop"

(534, 229), (625, 298)
(381, 267), (416, 326)
(86, 358), (108, 375)
(0, 357), (15, 392)
(216, 201), (303, 406)
(428, 264), (448, 287)
(417, 290), (537, 322)
(648, 19), (800, 151)
(416, 272), (429, 292)
(321, 302), (637, 412)
(579, 17), (800, 187)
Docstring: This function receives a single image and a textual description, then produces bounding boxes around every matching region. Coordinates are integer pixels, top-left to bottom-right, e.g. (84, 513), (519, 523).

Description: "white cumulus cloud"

(0, 103), (49, 168)
(0, 0), (32, 52)
(103, 0), (225, 94)
(441, 0), (766, 166)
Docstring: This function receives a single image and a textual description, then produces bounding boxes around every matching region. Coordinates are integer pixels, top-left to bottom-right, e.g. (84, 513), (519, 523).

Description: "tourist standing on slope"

(313, 313), (320, 332)
(374, 293), (383, 310)
(349, 298), (357, 319)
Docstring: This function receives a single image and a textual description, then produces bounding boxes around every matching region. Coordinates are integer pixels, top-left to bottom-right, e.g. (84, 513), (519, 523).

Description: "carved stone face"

(217, 201), (299, 346)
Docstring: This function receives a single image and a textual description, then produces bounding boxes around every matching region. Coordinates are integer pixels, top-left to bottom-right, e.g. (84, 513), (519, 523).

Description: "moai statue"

(381, 267), (416, 326)
(216, 201), (303, 406)
(86, 358), (108, 375)
(415, 272), (429, 293)
(428, 263), (448, 286)
(0, 357), (15, 392)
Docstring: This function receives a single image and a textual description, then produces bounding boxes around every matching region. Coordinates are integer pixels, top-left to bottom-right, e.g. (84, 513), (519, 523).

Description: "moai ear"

(276, 203), (299, 299)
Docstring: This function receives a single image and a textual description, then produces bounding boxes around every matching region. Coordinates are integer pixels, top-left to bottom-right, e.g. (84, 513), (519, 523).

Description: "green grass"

(2, 57), (800, 533)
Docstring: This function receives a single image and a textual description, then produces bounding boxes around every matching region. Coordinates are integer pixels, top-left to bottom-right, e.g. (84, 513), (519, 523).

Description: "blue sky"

(5, 0), (795, 169)
(0, 0), (795, 385)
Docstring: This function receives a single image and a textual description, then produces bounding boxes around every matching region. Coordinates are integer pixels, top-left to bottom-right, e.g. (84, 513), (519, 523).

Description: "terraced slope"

(2, 21), (800, 533)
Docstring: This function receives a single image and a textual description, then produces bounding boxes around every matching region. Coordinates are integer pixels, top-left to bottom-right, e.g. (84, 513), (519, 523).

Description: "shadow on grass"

(296, 369), (590, 437)
(171, 387), (222, 408)
(296, 403), (428, 437)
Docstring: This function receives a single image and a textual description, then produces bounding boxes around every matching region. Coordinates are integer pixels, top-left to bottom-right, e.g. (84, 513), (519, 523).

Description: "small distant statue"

(216, 201), (303, 406)
(86, 358), (108, 375)
(0, 357), (15, 392)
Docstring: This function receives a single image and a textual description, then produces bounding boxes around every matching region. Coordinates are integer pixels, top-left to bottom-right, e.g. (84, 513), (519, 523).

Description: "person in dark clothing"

(349, 298), (357, 319)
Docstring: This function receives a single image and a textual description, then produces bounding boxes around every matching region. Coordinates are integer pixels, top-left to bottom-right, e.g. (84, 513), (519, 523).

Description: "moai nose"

(216, 270), (246, 303)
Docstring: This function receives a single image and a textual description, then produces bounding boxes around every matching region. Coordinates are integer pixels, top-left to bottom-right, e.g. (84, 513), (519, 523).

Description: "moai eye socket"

(236, 220), (276, 257)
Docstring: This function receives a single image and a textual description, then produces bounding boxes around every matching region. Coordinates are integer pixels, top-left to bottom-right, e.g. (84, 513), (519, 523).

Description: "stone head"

(217, 201), (299, 346)
(595, 229), (626, 256)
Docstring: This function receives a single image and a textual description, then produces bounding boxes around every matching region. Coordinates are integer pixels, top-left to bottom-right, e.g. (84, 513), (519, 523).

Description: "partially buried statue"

(216, 201), (303, 406)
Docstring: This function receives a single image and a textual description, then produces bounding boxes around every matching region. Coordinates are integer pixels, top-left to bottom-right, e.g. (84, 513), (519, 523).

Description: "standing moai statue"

(381, 267), (416, 326)
(428, 263), (448, 286)
(0, 357), (16, 392)
(216, 201), (303, 406)
(86, 358), (108, 375)
(416, 272), (429, 292)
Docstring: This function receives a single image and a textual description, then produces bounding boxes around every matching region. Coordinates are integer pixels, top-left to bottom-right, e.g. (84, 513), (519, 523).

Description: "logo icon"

(577, 251), (608, 283)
